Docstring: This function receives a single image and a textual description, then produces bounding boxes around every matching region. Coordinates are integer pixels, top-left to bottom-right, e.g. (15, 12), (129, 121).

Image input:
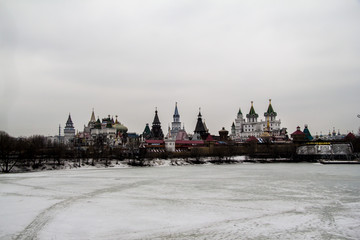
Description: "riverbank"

(5, 155), (325, 173)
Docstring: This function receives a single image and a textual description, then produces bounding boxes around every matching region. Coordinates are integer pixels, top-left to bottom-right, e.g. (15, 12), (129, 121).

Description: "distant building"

(64, 114), (75, 144)
(219, 127), (229, 142)
(291, 126), (306, 142)
(231, 99), (283, 141)
(149, 108), (164, 140)
(193, 108), (209, 140)
(303, 125), (313, 141)
(75, 109), (129, 146)
(143, 123), (151, 140)
(171, 102), (182, 139)
(314, 128), (345, 141)
(90, 115), (117, 144)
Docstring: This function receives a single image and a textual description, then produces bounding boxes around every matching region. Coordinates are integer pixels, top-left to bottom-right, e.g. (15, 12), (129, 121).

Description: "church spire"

(247, 101), (259, 118)
(153, 108), (161, 125)
(66, 113), (74, 128)
(173, 102), (180, 122)
(249, 101), (256, 115)
(171, 102), (182, 137)
(90, 108), (96, 122)
(64, 113), (75, 141)
(174, 102), (179, 117)
(150, 108), (164, 140)
(264, 99), (277, 117)
(194, 107), (208, 139)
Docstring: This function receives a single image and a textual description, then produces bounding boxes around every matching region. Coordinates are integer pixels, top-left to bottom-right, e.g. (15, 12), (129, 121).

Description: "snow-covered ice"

(1, 163), (360, 239)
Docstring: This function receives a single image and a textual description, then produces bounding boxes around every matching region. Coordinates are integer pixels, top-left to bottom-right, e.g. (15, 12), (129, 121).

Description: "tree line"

(0, 132), (128, 173)
(1, 130), (359, 173)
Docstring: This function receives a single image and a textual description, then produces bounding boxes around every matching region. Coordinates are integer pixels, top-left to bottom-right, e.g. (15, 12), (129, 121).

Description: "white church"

(231, 99), (282, 141)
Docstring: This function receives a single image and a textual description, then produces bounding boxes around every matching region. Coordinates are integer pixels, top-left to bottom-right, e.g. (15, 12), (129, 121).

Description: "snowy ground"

(1, 163), (360, 240)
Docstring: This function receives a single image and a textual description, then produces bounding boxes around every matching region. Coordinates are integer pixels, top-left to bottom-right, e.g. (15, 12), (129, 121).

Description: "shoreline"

(3, 156), (350, 174)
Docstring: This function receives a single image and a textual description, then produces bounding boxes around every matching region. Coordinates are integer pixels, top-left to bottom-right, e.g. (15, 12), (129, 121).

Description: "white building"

(231, 100), (282, 141)
(81, 110), (128, 146)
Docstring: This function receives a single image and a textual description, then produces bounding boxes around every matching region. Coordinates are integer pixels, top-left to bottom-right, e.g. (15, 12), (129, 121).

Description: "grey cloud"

(1, 0), (360, 136)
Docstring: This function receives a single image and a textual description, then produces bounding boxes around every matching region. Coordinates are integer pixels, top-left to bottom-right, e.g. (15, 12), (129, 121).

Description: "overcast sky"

(1, 0), (360, 137)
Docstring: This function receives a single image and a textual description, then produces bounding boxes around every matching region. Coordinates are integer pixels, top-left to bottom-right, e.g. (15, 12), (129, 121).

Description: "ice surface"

(1, 163), (360, 239)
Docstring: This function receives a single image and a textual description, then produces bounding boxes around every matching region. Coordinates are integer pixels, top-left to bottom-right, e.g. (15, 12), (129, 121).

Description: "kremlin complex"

(56, 99), (342, 154)
(1, 98), (357, 174)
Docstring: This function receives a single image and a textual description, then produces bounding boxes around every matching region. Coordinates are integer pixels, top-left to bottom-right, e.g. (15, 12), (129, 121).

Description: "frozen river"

(1, 163), (360, 239)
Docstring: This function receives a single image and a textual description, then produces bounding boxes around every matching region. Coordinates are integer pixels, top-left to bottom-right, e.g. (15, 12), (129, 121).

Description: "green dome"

(113, 118), (128, 133)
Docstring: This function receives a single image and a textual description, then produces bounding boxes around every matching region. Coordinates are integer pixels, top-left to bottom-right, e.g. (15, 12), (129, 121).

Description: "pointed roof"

(249, 102), (256, 115)
(267, 99), (274, 113)
(173, 102), (180, 118)
(152, 108), (161, 125)
(264, 99), (277, 117)
(143, 123), (151, 135)
(246, 101), (259, 118)
(94, 118), (101, 129)
(232, 122), (235, 128)
(291, 126), (305, 136)
(65, 113), (74, 128)
(303, 125), (313, 140)
(238, 108), (242, 115)
(66, 113), (73, 124)
(194, 120), (206, 133)
(345, 132), (356, 141)
(194, 109), (206, 133)
(90, 108), (96, 122)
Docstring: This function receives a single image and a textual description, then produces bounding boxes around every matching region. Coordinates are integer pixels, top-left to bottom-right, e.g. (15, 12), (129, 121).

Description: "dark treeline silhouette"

(0, 132), (127, 173)
(1, 131), (359, 172)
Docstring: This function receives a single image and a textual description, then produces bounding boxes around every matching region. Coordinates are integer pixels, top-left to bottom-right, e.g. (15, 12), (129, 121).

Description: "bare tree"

(0, 132), (17, 173)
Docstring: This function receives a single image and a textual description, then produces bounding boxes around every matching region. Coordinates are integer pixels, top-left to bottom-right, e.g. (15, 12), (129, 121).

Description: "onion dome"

(112, 115), (128, 133)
